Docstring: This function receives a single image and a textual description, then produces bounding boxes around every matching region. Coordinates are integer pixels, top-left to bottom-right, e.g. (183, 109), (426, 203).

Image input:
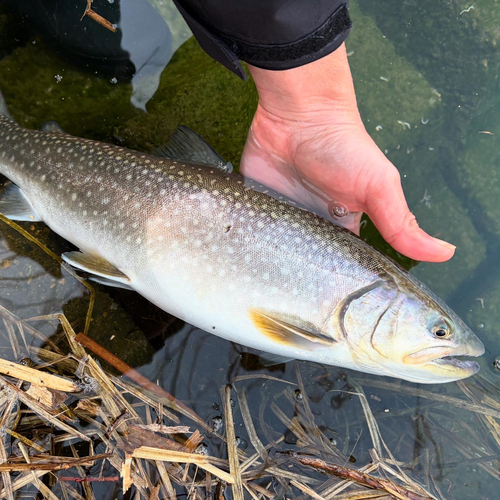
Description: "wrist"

(248, 44), (361, 122)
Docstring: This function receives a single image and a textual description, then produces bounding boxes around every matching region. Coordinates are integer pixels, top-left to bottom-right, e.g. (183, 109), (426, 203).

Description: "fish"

(0, 95), (484, 384)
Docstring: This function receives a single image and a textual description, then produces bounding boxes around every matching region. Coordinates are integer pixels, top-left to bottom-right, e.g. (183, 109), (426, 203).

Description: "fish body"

(0, 110), (484, 383)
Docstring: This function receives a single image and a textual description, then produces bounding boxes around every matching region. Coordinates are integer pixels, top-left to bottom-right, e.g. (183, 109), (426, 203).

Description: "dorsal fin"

(151, 126), (233, 173)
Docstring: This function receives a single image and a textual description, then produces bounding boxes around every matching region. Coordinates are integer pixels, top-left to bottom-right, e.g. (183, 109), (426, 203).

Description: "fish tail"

(0, 90), (13, 120)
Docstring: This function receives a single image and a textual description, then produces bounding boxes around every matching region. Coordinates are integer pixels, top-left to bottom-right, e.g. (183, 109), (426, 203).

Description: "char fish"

(0, 96), (484, 383)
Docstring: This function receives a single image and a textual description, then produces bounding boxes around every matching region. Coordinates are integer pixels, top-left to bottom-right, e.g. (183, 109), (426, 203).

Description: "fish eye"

(434, 328), (447, 338)
(431, 318), (452, 339)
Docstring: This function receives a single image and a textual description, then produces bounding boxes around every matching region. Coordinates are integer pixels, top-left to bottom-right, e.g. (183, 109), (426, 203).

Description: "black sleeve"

(172, 0), (351, 79)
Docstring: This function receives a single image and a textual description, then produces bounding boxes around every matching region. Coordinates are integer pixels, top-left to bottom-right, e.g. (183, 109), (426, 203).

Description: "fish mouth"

(404, 340), (484, 379)
(429, 355), (481, 376)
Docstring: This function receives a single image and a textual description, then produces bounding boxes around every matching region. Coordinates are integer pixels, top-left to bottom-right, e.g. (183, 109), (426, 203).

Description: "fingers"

(366, 173), (455, 263)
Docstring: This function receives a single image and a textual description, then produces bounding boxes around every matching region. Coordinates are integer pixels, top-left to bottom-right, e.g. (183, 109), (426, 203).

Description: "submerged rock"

(455, 103), (500, 237)
(348, 1), (486, 297)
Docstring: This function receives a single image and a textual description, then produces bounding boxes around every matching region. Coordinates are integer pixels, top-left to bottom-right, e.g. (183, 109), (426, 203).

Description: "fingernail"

(434, 238), (456, 251)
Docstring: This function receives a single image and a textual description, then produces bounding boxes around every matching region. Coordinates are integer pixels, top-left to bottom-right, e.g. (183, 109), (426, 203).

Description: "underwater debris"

(81, 0), (117, 33)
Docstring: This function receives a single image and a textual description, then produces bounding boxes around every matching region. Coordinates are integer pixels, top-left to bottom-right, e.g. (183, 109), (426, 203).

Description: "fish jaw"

(402, 337), (485, 383)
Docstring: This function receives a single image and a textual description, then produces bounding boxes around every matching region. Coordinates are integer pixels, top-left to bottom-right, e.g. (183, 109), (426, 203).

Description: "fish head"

(340, 277), (484, 383)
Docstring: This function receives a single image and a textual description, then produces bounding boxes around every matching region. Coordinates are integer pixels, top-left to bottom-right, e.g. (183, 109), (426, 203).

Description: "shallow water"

(0, 1), (499, 498)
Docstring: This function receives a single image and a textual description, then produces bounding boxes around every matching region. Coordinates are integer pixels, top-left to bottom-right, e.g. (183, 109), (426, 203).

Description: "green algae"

(466, 0), (500, 47)
(357, 0), (499, 115)
(347, 1), (441, 148)
(116, 37), (258, 164)
(0, 40), (139, 141)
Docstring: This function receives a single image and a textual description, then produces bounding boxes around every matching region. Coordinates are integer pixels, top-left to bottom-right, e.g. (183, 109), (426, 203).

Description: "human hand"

(241, 45), (455, 263)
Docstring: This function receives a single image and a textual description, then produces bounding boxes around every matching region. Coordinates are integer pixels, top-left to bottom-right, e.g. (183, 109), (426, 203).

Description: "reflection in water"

(5, 0), (191, 110)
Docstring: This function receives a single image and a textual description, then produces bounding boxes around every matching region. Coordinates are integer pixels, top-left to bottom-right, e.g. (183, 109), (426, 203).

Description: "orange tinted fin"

(249, 309), (336, 350)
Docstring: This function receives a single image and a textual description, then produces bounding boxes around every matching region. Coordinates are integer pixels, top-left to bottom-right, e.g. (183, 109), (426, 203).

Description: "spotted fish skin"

(0, 114), (485, 382)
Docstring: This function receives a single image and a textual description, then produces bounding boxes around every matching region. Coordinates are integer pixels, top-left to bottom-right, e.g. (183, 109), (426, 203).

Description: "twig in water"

(58, 476), (120, 482)
(81, 0), (117, 32)
(297, 457), (435, 500)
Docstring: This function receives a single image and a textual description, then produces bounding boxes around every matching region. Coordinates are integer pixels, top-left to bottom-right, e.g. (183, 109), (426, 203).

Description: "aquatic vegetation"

(115, 36), (258, 165)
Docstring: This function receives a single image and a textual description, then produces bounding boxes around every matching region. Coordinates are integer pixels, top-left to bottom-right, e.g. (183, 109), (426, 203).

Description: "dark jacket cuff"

(173, 1), (351, 80)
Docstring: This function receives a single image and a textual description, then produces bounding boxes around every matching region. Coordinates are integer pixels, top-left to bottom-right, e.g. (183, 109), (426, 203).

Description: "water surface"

(0, 1), (499, 499)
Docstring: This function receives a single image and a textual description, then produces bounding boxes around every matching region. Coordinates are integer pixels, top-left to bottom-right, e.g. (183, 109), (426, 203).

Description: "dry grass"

(0, 302), (443, 499)
(1, 215), (500, 499)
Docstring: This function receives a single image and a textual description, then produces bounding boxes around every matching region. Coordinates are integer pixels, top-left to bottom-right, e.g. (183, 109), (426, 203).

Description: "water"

(0, 1), (499, 498)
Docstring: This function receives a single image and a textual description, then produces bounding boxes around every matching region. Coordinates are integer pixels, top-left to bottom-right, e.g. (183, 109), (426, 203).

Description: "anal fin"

(62, 251), (131, 288)
(0, 183), (41, 221)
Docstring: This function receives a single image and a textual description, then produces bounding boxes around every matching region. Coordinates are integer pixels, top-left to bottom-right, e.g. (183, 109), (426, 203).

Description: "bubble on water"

(328, 201), (349, 219)
(195, 443), (208, 455)
(212, 416), (224, 433)
(236, 437), (248, 450)
(329, 437), (338, 446)
(54, 75), (63, 83)
(478, 323), (485, 330)
(294, 389), (303, 402)
(110, 77), (118, 85)
(493, 358), (500, 372)
(75, 375), (99, 395)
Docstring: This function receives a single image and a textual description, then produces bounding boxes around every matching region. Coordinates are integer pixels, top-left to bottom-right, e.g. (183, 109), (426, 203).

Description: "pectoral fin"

(151, 126), (233, 173)
(0, 183), (41, 221)
(62, 251), (131, 288)
(250, 309), (336, 350)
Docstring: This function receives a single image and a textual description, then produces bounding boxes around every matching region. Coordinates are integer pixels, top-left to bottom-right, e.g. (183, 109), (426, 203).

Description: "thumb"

(366, 175), (455, 263)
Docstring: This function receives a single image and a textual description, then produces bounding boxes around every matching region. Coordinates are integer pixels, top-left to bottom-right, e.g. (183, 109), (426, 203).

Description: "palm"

(240, 106), (453, 263)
